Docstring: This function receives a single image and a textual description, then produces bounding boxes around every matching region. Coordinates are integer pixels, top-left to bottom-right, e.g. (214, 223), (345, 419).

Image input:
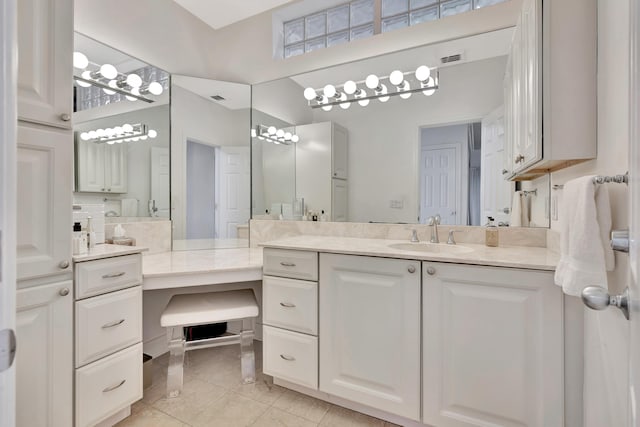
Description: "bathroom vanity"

(261, 236), (563, 427)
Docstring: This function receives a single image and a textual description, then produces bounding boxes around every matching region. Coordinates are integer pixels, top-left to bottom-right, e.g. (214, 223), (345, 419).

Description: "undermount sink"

(388, 242), (474, 254)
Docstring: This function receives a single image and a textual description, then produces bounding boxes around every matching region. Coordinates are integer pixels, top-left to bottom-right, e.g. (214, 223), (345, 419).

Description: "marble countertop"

(142, 248), (264, 290)
(260, 236), (559, 271)
(73, 243), (147, 262)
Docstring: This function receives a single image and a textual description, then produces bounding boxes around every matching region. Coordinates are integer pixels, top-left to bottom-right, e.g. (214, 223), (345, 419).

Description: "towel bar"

(552, 172), (628, 190)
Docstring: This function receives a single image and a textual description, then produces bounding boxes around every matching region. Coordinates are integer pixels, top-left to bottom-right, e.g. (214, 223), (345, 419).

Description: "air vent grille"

(210, 95), (226, 101)
(441, 54), (462, 64)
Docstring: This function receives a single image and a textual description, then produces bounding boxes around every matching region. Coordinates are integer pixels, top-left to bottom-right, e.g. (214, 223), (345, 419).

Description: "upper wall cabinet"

(75, 139), (128, 193)
(17, 0), (73, 129)
(505, 0), (596, 179)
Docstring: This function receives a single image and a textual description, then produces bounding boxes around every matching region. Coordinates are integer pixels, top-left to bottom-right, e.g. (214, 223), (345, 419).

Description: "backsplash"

(249, 219), (548, 248)
(105, 220), (172, 254)
(72, 204), (105, 244)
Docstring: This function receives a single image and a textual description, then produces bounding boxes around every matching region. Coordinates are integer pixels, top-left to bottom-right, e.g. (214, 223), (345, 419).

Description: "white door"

(218, 147), (250, 239)
(319, 253), (421, 421)
(480, 107), (512, 225)
(75, 139), (105, 192)
(331, 124), (348, 179)
(0, 2), (18, 425)
(331, 178), (348, 222)
(105, 143), (127, 193)
(420, 146), (458, 224)
(151, 147), (170, 217)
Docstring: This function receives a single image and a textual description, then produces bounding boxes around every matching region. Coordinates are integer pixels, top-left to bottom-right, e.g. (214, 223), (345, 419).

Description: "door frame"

(0, 1), (18, 425)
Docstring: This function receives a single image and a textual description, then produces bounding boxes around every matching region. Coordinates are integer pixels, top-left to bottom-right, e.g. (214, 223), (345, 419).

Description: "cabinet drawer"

(263, 326), (318, 389)
(76, 286), (142, 367)
(75, 254), (142, 299)
(263, 248), (318, 281)
(76, 343), (142, 427)
(264, 276), (317, 335)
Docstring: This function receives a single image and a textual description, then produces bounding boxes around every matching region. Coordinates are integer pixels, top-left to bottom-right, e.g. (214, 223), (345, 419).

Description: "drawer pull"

(280, 354), (296, 361)
(279, 302), (296, 308)
(280, 262), (296, 267)
(101, 319), (125, 329)
(102, 272), (126, 279)
(102, 379), (126, 393)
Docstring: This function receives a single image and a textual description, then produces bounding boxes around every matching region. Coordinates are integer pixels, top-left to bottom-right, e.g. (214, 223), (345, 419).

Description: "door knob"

(502, 169), (509, 175)
(59, 288), (70, 297)
(426, 266), (436, 275)
(407, 265), (416, 274)
(581, 286), (629, 320)
(60, 113), (71, 122)
(58, 260), (69, 269)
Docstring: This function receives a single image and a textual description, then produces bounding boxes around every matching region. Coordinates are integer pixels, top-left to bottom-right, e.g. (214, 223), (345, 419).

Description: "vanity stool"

(160, 289), (259, 398)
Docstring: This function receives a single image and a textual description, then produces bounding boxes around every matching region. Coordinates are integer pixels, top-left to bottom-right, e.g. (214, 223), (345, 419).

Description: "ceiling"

(172, 75), (251, 110)
(172, 0), (295, 30)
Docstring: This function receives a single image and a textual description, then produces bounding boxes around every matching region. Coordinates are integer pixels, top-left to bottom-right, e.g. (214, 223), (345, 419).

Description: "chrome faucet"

(427, 214), (441, 243)
(447, 230), (459, 245)
(410, 229), (419, 243)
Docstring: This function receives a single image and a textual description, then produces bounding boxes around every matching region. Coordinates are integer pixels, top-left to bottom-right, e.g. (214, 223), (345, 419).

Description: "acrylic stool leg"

(240, 318), (256, 384)
(166, 326), (185, 398)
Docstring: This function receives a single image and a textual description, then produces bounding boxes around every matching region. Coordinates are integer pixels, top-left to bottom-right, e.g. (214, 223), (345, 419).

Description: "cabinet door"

(17, 124), (72, 281)
(331, 178), (348, 222)
(105, 143), (128, 193)
(16, 280), (73, 427)
(331, 124), (348, 179)
(319, 254), (421, 420)
(17, 0), (72, 129)
(422, 263), (563, 427)
(75, 139), (106, 192)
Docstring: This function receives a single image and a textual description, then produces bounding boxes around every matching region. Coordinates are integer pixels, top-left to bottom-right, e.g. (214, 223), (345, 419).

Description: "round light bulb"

(140, 135), (148, 140)
(122, 124), (133, 133)
(343, 80), (357, 95)
(88, 131), (97, 139)
(148, 129), (157, 138)
(106, 140), (115, 145)
(124, 138), (133, 142)
(399, 81), (412, 99)
(96, 129), (105, 137)
(291, 135), (299, 143)
(251, 129), (257, 138)
(73, 52), (89, 69)
(102, 87), (116, 95)
(105, 128), (115, 137)
(323, 84), (336, 98)
(377, 84), (389, 102)
(77, 70), (92, 87)
(126, 87), (140, 101)
(284, 132), (292, 140)
(339, 93), (351, 109)
(276, 129), (285, 138)
(415, 65), (431, 82)
(365, 74), (379, 90)
(113, 126), (123, 134)
(80, 132), (90, 141)
(422, 77), (436, 96)
(355, 89), (369, 107)
(268, 126), (276, 135)
(257, 136), (265, 140)
(126, 74), (142, 88)
(147, 82), (163, 95)
(303, 87), (317, 101)
(321, 104), (333, 112)
(100, 64), (118, 80)
(131, 137), (140, 142)
(389, 70), (404, 86)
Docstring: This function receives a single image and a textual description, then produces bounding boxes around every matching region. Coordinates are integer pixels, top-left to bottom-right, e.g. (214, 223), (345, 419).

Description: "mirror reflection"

(171, 76), (252, 250)
(73, 33), (170, 226)
(252, 29), (550, 227)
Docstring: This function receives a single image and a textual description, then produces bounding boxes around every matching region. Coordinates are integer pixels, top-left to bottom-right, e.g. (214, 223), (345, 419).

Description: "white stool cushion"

(161, 290), (259, 327)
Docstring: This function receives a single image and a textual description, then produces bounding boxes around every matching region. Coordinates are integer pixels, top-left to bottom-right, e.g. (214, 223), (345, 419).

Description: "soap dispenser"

(485, 216), (499, 247)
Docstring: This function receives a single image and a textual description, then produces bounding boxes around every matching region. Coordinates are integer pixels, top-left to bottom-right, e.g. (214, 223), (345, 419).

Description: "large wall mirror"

(251, 28), (550, 228)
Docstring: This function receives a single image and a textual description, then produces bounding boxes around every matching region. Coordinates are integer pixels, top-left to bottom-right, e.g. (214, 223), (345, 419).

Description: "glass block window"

(282, 0), (509, 58)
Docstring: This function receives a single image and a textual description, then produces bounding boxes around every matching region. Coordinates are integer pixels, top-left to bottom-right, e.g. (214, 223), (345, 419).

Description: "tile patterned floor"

(116, 341), (401, 427)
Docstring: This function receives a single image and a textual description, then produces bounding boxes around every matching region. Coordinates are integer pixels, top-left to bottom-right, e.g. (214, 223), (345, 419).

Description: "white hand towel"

(554, 176), (614, 296)
(509, 192), (530, 227)
(121, 198), (138, 217)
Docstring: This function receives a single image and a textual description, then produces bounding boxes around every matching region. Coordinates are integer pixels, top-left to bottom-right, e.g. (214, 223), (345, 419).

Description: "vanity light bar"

(79, 123), (158, 144)
(252, 125), (299, 145)
(73, 51), (164, 103)
(303, 65), (439, 111)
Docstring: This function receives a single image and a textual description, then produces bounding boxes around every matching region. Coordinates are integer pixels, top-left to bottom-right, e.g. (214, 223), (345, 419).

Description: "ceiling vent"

(210, 95), (226, 101)
(441, 54), (462, 64)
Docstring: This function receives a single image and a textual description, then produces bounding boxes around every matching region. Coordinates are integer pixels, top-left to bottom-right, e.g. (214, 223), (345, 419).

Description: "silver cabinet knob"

(59, 288), (70, 297)
(60, 113), (71, 122)
(581, 286), (629, 320)
(407, 265), (416, 274)
(515, 154), (525, 163)
(58, 260), (69, 269)
(426, 266), (436, 275)
(502, 169), (509, 175)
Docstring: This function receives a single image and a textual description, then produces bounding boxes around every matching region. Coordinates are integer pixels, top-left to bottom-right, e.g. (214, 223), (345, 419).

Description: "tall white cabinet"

(295, 122), (348, 221)
(15, 0), (74, 425)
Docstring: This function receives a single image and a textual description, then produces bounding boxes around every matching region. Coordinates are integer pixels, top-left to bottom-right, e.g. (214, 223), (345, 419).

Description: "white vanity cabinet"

(16, 280), (73, 427)
(263, 249), (319, 389)
(17, 0), (73, 129)
(505, 0), (596, 178)
(294, 122), (348, 220)
(74, 252), (143, 427)
(76, 139), (128, 193)
(319, 254), (422, 421)
(422, 262), (563, 427)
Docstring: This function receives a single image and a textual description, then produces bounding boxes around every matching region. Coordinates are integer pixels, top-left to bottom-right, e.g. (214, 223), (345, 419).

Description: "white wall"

(550, 0), (630, 425)
(312, 56), (506, 223)
(171, 85), (250, 239)
(73, 104), (170, 216)
(75, 0), (521, 84)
